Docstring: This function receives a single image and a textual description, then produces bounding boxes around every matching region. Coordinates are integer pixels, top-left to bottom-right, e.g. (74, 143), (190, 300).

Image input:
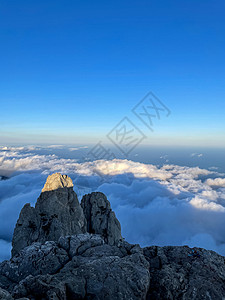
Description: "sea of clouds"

(1, 146), (225, 262)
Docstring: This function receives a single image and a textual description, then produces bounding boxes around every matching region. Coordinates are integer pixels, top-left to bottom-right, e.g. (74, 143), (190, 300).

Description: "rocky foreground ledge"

(1, 174), (225, 299)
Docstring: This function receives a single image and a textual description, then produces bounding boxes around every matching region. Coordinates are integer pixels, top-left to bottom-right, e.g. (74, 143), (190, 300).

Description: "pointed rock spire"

(12, 173), (86, 256)
(81, 192), (122, 245)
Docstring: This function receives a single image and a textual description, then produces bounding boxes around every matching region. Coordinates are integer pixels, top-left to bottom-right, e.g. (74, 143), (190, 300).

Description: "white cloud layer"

(1, 146), (225, 261)
(206, 177), (225, 188)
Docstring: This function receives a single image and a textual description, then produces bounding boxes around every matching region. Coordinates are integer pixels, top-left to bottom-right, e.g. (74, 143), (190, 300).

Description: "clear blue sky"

(0, 0), (225, 146)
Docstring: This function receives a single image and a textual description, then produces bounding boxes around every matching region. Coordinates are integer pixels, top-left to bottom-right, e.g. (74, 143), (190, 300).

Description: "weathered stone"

(3, 173), (225, 299)
(81, 192), (122, 245)
(54, 251), (150, 300)
(0, 241), (69, 288)
(58, 233), (104, 257)
(7, 234), (150, 300)
(12, 173), (87, 257)
(0, 287), (13, 300)
(13, 274), (66, 300)
(144, 245), (225, 299)
(11, 204), (39, 258)
(42, 173), (73, 192)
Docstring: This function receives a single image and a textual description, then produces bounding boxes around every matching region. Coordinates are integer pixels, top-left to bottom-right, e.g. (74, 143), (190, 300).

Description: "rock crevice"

(81, 192), (122, 246)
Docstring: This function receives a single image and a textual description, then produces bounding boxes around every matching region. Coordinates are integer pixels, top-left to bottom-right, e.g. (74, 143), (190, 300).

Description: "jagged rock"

(144, 245), (225, 299)
(81, 192), (122, 245)
(12, 173), (87, 257)
(0, 241), (69, 284)
(0, 288), (28, 300)
(7, 232), (225, 300)
(3, 173), (225, 299)
(58, 233), (104, 257)
(0, 287), (13, 300)
(0, 234), (150, 300)
(42, 173), (73, 192)
(13, 275), (66, 300)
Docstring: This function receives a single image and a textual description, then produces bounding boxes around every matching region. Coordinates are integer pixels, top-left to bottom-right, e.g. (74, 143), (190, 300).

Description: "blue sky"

(0, 0), (225, 146)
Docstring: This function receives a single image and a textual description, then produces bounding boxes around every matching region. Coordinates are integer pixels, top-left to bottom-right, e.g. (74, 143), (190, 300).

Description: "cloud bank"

(1, 146), (225, 262)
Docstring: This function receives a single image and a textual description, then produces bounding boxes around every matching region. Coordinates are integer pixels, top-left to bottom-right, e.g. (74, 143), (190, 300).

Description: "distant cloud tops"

(0, 146), (225, 262)
(191, 153), (203, 158)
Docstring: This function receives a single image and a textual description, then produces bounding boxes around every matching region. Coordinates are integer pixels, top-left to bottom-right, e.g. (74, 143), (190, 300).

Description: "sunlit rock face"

(12, 173), (87, 256)
(42, 173), (73, 192)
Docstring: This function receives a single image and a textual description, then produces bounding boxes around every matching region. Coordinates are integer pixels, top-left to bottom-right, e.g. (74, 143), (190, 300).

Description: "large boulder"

(12, 173), (87, 257)
(81, 192), (123, 245)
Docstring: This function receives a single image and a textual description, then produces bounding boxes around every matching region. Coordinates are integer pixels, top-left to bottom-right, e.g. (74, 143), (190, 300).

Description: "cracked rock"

(81, 192), (122, 246)
(0, 287), (13, 300)
(3, 234), (150, 300)
(3, 173), (225, 299)
(144, 245), (225, 299)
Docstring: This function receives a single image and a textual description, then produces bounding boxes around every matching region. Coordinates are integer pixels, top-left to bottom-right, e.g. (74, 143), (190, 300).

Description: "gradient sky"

(0, 0), (225, 146)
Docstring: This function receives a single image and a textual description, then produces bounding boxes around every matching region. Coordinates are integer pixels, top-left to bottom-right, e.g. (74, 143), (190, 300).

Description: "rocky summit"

(11, 173), (87, 257)
(1, 173), (225, 299)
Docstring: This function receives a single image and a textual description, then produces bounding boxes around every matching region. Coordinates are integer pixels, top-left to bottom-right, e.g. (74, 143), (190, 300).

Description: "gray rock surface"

(0, 234), (150, 300)
(3, 233), (225, 299)
(12, 173), (87, 257)
(81, 192), (122, 245)
(144, 245), (225, 299)
(0, 241), (69, 284)
(42, 173), (74, 192)
(0, 287), (28, 300)
(3, 173), (225, 299)
(0, 287), (13, 300)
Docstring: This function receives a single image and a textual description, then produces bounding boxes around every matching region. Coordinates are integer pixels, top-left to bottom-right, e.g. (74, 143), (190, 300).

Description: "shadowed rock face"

(144, 245), (225, 299)
(3, 172), (225, 299)
(81, 192), (122, 245)
(2, 236), (225, 299)
(1, 234), (150, 300)
(0, 287), (13, 300)
(12, 173), (87, 257)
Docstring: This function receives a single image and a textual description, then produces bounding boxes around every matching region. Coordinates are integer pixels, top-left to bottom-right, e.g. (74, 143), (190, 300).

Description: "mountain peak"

(11, 173), (86, 256)
(42, 173), (73, 192)
(2, 174), (225, 299)
(11, 173), (122, 257)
